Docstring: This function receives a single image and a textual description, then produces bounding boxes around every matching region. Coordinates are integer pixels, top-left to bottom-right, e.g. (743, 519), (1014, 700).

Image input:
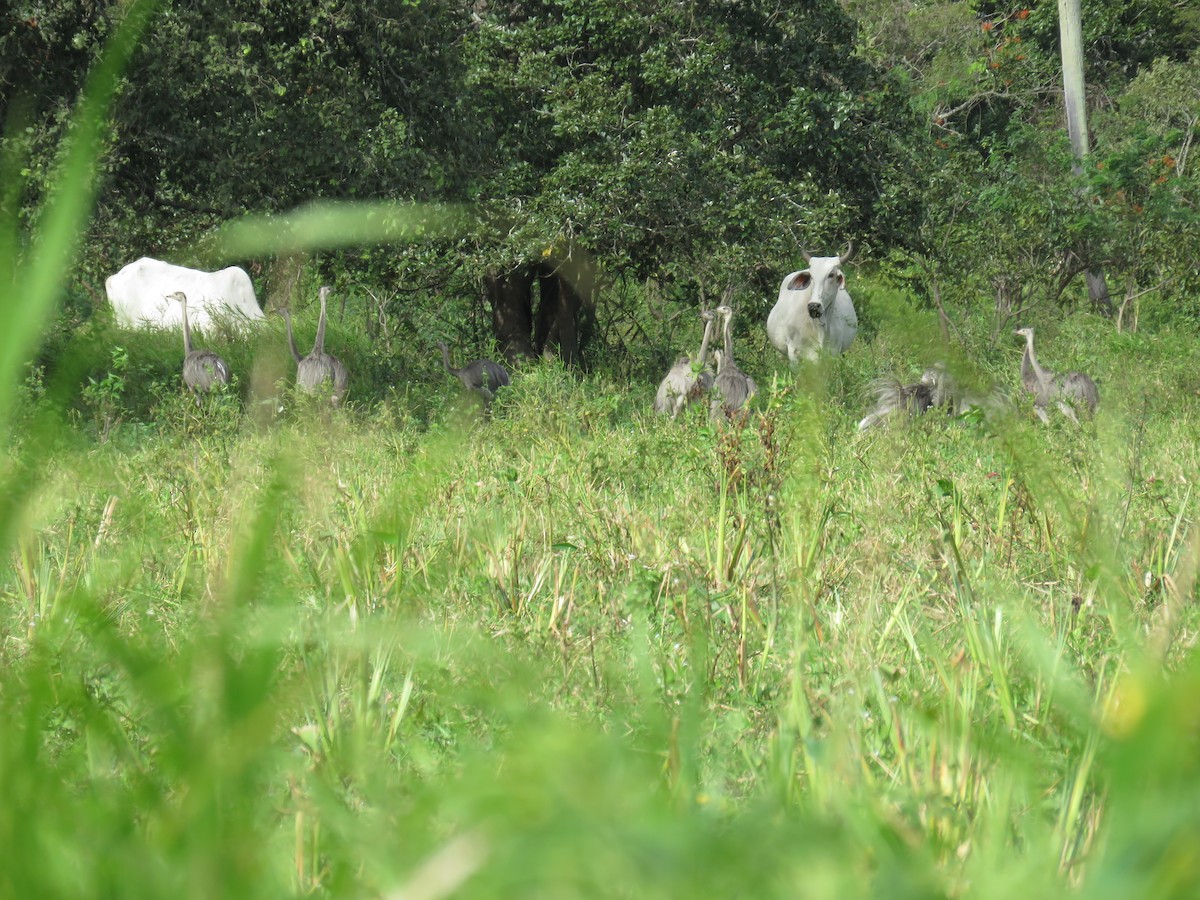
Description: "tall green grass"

(5, 344), (1199, 896)
(3, 5), (1200, 897)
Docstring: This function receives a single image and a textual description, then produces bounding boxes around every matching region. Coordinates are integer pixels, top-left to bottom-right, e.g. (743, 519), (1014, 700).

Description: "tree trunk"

(534, 265), (563, 360)
(486, 251), (596, 366)
(1059, 0), (1089, 163)
(1058, 0), (1113, 316)
(534, 256), (596, 365)
(485, 268), (535, 363)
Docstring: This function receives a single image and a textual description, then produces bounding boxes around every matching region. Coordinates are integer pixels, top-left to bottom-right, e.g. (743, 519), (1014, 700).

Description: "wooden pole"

(1059, 0), (1090, 164)
(1058, 0), (1112, 315)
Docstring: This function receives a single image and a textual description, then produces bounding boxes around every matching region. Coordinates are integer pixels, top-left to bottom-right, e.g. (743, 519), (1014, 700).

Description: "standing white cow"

(105, 257), (264, 331)
(766, 243), (858, 364)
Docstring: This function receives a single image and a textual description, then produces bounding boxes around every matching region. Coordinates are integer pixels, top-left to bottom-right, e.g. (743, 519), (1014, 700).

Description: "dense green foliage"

(5, 0), (1199, 349)
(3, 1), (1200, 896)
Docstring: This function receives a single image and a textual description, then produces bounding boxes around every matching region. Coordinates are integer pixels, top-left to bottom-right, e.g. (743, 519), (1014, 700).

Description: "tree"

(6, 1), (922, 364)
(3, 0), (474, 284)
(1089, 51), (1200, 329)
(459, 0), (919, 362)
(849, 1), (1197, 331)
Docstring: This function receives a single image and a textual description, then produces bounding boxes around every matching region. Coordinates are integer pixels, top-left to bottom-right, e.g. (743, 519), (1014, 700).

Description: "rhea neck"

(177, 294), (195, 355)
(1021, 330), (1046, 385)
(437, 341), (458, 375)
(281, 309), (303, 364)
(721, 311), (735, 368)
(695, 316), (714, 368)
(313, 286), (330, 355)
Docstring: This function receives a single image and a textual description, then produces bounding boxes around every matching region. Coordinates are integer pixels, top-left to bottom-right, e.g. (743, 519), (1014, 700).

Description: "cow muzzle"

(807, 302), (823, 319)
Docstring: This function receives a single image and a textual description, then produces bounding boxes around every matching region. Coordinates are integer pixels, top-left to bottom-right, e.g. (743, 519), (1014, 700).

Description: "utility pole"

(1058, 0), (1112, 315)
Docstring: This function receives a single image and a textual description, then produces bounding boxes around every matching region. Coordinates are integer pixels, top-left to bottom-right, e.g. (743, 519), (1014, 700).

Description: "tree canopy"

(3, 0), (1199, 350)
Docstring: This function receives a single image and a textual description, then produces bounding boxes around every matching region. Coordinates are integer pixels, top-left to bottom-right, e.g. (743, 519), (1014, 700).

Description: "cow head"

(792, 242), (856, 318)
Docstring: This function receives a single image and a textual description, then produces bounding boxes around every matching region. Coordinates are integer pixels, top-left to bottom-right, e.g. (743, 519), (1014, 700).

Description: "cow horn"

(800, 247), (812, 263)
(839, 241), (857, 264)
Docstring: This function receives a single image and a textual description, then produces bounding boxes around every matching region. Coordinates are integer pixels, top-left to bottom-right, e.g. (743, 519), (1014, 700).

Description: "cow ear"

(788, 272), (812, 290)
(838, 272), (845, 288)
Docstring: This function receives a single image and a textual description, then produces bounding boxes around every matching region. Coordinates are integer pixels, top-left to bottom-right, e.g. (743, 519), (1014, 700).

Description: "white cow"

(105, 257), (263, 332)
(766, 244), (858, 364)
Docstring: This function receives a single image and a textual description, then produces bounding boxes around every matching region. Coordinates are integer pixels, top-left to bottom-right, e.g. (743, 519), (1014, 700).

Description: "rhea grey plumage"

(437, 340), (511, 402)
(654, 308), (716, 418)
(281, 286), (349, 407)
(1015, 327), (1099, 424)
(857, 374), (937, 431)
(169, 291), (231, 399)
(858, 363), (1013, 430)
(709, 305), (757, 420)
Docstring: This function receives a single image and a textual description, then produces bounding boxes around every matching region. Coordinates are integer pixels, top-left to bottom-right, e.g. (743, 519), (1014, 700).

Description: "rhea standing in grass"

(709, 304), (757, 420)
(653, 307), (716, 418)
(437, 339), (511, 404)
(281, 286), (350, 407)
(169, 290), (230, 401)
(1015, 326), (1099, 424)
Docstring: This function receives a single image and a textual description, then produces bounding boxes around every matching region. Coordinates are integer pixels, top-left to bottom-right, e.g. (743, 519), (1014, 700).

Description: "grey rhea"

(437, 339), (511, 402)
(709, 305), (757, 420)
(1015, 327), (1099, 424)
(856, 373), (937, 431)
(858, 363), (1014, 431)
(282, 286), (349, 407)
(170, 291), (231, 399)
(654, 308), (716, 418)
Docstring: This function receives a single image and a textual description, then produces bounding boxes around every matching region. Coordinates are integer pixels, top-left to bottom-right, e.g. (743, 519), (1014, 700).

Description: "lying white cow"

(105, 257), (264, 332)
(766, 243), (858, 364)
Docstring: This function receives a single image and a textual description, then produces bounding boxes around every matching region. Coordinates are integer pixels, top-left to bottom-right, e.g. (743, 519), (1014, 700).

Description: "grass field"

(4, 5), (1198, 893)
(2, 303), (1199, 898)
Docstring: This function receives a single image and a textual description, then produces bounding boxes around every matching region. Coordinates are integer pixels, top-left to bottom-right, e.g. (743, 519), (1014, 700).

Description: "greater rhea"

(437, 339), (511, 402)
(857, 372), (938, 431)
(1015, 327), (1099, 424)
(169, 291), (231, 400)
(282, 286), (349, 407)
(654, 308), (717, 418)
(709, 305), (757, 420)
(858, 363), (1013, 431)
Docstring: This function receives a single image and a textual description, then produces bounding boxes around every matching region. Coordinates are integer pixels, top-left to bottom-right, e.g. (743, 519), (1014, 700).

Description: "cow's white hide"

(105, 258), (263, 331)
(766, 247), (858, 364)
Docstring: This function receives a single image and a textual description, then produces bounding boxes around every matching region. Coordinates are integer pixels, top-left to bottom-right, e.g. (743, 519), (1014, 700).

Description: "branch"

(932, 89), (1051, 124)
(1124, 274), (1180, 304)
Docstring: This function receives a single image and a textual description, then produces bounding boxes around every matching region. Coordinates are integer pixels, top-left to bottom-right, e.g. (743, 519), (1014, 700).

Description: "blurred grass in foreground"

(3, 357), (1199, 897)
(3, 4), (1200, 897)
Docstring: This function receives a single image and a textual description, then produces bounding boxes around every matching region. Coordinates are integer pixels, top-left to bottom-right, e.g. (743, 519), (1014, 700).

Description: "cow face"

(787, 258), (844, 318)
(809, 257), (845, 312)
